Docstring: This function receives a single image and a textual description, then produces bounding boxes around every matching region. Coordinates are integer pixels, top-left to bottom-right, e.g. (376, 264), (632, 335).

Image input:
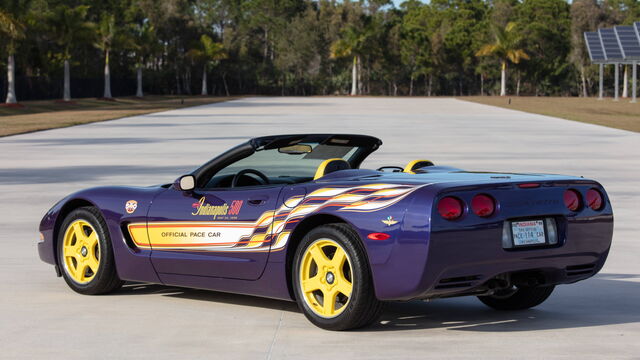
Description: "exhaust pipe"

(512, 273), (545, 287)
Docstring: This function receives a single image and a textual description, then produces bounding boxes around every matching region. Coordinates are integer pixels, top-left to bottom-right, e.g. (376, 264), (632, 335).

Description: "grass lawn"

(460, 96), (640, 133)
(0, 95), (237, 137)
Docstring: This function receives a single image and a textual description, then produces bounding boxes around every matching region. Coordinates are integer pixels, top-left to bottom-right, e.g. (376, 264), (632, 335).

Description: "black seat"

(314, 158), (351, 180)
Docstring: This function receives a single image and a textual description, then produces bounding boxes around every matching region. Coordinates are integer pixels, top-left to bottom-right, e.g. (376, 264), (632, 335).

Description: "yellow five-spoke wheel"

(299, 238), (353, 318)
(57, 207), (122, 295)
(293, 224), (383, 330)
(62, 219), (101, 284)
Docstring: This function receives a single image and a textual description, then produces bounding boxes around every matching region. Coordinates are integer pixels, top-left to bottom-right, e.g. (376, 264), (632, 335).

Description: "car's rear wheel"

(57, 207), (123, 295)
(293, 224), (383, 330)
(477, 285), (555, 310)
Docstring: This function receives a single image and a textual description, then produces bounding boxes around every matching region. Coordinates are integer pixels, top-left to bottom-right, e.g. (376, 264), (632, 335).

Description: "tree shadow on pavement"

(211, 100), (325, 108)
(0, 165), (199, 184)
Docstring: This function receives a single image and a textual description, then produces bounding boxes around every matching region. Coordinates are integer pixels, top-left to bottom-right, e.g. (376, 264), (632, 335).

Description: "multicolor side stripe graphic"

(128, 183), (426, 252)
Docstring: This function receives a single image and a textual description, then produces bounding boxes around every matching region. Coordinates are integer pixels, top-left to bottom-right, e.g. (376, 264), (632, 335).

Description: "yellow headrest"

(314, 158), (350, 180)
(403, 159), (434, 174)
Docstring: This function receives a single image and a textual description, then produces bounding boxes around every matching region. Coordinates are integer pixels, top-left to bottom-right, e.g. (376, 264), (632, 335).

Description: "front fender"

(38, 186), (164, 283)
(38, 193), (99, 265)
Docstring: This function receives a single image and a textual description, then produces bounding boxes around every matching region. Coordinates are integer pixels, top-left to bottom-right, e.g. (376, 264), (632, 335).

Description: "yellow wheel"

(62, 219), (101, 284)
(57, 207), (122, 294)
(299, 238), (353, 318)
(294, 224), (383, 330)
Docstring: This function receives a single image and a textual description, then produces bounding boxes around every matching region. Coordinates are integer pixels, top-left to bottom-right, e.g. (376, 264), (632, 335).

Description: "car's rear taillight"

(563, 189), (582, 211)
(438, 196), (464, 220)
(586, 188), (604, 210)
(471, 194), (495, 217)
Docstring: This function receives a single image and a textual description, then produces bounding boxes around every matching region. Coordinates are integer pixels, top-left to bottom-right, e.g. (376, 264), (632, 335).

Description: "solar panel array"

(615, 26), (640, 60)
(585, 24), (640, 63)
(599, 28), (624, 61)
(585, 23), (639, 101)
(585, 23), (640, 63)
(584, 32), (606, 62)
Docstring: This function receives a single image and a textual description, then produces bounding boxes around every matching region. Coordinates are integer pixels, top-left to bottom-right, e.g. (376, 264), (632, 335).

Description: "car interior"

(204, 157), (436, 189)
(193, 134), (436, 189)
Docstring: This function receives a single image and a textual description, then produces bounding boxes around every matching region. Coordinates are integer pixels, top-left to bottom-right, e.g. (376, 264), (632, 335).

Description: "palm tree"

(330, 26), (367, 96)
(0, 9), (25, 104)
(47, 5), (94, 102)
(94, 14), (132, 99)
(476, 22), (529, 96)
(131, 21), (157, 97)
(187, 35), (227, 96)
(94, 14), (116, 99)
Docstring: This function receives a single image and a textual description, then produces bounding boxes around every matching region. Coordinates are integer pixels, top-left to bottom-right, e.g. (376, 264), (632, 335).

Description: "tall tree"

(476, 22), (529, 96)
(0, 3), (26, 104)
(400, 1), (435, 96)
(2, 0), (630, 100)
(382, 11), (405, 95)
(516, 0), (571, 95)
(94, 13), (116, 99)
(187, 34), (227, 95)
(491, 0), (518, 28)
(439, 0), (490, 96)
(47, 5), (94, 102)
(273, 7), (322, 95)
(331, 24), (369, 96)
(130, 21), (157, 97)
(570, 0), (604, 97)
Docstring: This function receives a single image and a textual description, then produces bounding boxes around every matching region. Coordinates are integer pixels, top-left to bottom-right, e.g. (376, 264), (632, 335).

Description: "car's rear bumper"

(374, 214), (613, 301)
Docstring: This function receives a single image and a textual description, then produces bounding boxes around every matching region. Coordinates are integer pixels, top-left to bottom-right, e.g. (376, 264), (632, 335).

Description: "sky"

(390, 0), (428, 8)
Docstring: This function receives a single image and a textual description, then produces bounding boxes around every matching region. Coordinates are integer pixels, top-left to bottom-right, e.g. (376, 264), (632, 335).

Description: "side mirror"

(176, 175), (196, 191)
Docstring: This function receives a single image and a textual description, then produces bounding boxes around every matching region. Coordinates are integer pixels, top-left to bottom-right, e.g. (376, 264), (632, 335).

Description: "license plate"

(511, 220), (546, 246)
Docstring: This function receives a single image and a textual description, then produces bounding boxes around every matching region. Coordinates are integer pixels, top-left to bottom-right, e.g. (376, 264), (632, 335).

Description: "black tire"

(57, 207), (123, 295)
(293, 223), (383, 330)
(477, 285), (555, 311)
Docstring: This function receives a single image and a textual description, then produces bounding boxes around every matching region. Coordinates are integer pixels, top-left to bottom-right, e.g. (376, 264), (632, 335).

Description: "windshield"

(204, 142), (359, 188)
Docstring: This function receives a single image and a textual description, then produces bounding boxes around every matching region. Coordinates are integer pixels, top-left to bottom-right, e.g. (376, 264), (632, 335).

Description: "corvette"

(38, 134), (613, 330)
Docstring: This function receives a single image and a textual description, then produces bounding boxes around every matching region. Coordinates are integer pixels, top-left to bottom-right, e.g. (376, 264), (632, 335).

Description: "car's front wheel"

(293, 224), (383, 330)
(57, 207), (123, 295)
(477, 285), (555, 311)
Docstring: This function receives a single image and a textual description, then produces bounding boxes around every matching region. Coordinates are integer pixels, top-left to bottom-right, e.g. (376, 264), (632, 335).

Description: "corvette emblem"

(125, 200), (138, 214)
(382, 216), (398, 226)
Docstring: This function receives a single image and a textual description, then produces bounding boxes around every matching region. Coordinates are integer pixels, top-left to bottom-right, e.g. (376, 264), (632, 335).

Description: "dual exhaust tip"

(485, 274), (543, 290)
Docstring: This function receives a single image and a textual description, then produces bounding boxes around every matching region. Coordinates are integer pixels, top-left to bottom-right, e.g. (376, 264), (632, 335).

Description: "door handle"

(248, 197), (267, 206)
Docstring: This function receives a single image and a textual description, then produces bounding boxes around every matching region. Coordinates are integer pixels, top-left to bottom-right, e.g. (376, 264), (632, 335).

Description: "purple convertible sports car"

(38, 134), (613, 330)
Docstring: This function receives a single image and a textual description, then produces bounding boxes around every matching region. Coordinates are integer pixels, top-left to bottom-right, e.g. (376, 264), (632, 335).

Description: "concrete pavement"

(1, 97), (638, 359)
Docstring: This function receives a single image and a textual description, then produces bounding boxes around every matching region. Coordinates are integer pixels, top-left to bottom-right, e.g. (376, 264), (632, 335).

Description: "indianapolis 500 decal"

(127, 183), (426, 252)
